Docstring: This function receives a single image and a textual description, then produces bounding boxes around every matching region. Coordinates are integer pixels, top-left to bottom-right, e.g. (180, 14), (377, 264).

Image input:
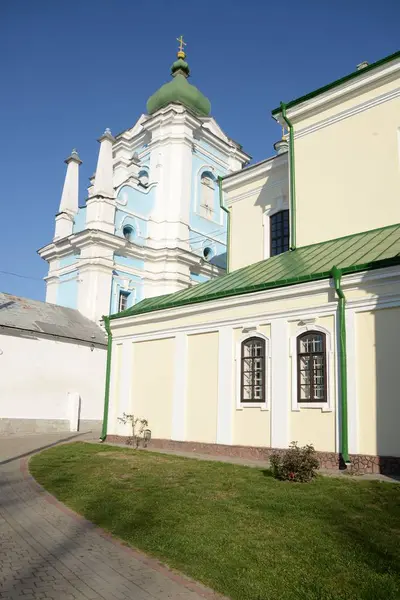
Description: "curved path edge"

(22, 456), (225, 599)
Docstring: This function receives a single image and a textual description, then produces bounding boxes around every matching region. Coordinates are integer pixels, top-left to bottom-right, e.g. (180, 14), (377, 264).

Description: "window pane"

(300, 384), (310, 400)
(297, 332), (326, 403)
(270, 210), (289, 257)
(241, 338), (265, 403)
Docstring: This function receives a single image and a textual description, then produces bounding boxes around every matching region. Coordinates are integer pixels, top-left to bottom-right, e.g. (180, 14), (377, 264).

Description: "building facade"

(102, 50), (400, 474)
(38, 43), (250, 323)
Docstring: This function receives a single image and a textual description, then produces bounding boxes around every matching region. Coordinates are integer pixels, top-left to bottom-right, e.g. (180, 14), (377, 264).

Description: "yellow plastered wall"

(232, 326), (271, 447)
(227, 161), (288, 272)
(294, 89), (400, 247)
(186, 332), (219, 443)
(289, 315), (337, 452)
(133, 338), (174, 440)
(357, 308), (400, 457)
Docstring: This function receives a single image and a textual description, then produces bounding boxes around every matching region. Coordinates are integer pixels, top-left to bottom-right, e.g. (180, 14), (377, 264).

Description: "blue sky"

(1, 0), (398, 301)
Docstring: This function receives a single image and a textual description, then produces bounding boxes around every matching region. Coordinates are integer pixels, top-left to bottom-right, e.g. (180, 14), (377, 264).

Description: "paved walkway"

(0, 432), (224, 600)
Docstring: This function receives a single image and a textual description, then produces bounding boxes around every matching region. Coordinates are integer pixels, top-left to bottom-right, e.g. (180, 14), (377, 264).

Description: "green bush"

(270, 441), (319, 482)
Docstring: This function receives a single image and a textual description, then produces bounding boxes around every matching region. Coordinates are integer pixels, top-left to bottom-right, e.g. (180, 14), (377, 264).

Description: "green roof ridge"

(272, 50), (400, 116)
(111, 223), (400, 320)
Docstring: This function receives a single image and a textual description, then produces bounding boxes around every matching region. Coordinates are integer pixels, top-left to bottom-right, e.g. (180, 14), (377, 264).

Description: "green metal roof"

(271, 50), (400, 116)
(110, 223), (400, 320)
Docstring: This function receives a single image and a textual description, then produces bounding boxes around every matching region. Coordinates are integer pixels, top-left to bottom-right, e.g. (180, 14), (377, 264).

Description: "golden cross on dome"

(177, 35), (186, 53)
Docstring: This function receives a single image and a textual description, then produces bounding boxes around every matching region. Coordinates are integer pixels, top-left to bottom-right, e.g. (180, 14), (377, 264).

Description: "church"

(102, 49), (400, 474)
(0, 37), (249, 435)
(38, 37), (249, 324)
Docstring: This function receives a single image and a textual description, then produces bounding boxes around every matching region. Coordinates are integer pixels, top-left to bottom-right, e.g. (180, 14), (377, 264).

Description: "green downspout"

(218, 176), (230, 274)
(100, 316), (112, 442)
(280, 102), (297, 251)
(331, 266), (350, 465)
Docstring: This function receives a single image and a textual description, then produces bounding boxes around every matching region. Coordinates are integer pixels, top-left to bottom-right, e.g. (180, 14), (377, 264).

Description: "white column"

(216, 327), (234, 444)
(171, 333), (188, 441)
(67, 392), (81, 432)
(105, 340), (121, 436)
(345, 309), (358, 454)
(116, 340), (133, 436)
(270, 319), (290, 448)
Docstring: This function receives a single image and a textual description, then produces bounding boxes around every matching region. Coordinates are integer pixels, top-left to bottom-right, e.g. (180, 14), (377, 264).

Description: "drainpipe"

(280, 102), (296, 251)
(100, 316), (112, 442)
(218, 176), (231, 274)
(331, 266), (350, 466)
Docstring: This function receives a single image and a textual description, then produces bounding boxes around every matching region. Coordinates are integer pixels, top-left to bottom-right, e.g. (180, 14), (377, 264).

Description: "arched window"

(241, 337), (266, 403)
(297, 331), (326, 403)
(123, 225), (134, 241)
(138, 169), (149, 187)
(199, 171), (215, 218)
(270, 209), (289, 256)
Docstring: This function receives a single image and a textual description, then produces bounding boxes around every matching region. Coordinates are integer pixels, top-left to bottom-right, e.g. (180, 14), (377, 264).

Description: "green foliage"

(30, 442), (400, 600)
(270, 441), (319, 482)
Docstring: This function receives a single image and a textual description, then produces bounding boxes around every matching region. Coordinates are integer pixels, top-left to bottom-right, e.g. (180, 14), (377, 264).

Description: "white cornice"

(295, 86), (400, 139)
(278, 57), (400, 124)
(223, 154), (287, 193)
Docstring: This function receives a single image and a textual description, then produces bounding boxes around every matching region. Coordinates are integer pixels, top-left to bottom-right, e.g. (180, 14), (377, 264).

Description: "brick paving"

(0, 433), (224, 600)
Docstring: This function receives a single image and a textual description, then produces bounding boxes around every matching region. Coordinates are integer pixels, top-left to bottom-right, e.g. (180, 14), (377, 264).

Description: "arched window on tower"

(138, 169), (149, 187)
(199, 171), (215, 219)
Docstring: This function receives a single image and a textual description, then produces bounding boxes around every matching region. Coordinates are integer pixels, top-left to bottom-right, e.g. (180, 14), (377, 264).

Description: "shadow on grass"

(260, 469), (275, 478)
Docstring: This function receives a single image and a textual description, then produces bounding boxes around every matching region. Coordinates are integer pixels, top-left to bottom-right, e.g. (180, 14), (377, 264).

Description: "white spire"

(58, 149), (82, 214)
(93, 128), (115, 197)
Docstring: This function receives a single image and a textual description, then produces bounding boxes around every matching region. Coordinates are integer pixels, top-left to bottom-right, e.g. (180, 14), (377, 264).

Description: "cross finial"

(176, 35), (186, 59)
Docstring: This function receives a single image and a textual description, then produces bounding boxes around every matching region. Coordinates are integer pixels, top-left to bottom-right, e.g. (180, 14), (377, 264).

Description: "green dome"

(146, 53), (211, 117)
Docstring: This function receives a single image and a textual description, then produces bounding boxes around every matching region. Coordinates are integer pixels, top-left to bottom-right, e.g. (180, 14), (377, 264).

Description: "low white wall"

(0, 331), (106, 431)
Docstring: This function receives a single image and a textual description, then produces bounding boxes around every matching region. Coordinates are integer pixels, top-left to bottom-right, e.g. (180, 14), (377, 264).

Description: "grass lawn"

(29, 442), (400, 600)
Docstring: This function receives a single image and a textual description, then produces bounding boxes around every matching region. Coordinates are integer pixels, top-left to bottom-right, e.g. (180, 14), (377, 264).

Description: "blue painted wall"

(110, 268), (144, 314)
(73, 206), (86, 233)
(190, 271), (210, 284)
(57, 271), (78, 309)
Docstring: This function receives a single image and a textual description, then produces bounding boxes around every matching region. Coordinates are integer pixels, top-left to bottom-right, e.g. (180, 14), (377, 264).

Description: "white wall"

(0, 331), (106, 431)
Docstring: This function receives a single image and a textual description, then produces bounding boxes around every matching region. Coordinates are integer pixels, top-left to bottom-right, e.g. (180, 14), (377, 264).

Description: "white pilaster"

(171, 333), (188, 440)
(270, 319), (290, 448)
(77, 260), (113, 323)
(216, 327), (234, 444)
(116, 340), (133, 436)
(345, 309), (358, 454)
(106, 339), (121, 436)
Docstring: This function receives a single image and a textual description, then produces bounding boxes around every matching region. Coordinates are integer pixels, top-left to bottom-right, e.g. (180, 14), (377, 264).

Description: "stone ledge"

(105, 436), (400, 475)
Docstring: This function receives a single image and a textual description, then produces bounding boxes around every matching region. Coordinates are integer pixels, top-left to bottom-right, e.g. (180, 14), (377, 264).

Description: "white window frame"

(235, 331), (271, 410)
(289, 324), (334, 412)
(194, 165), (222, 225)
(262, 197), (289, 259)
(118, 290), (130, 312)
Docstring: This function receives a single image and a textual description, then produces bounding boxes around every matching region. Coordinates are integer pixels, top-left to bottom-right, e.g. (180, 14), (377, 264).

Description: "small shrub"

(117, 413), (150, 448)
(270, 441), (319, 482)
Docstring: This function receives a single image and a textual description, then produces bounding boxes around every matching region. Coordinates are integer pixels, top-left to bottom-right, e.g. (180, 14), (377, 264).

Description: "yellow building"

(102, 50), (400, 474)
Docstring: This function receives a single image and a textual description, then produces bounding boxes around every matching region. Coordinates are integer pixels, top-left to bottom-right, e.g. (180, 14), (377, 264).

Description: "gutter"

(100, 316), (113, 442)
(218, 176), (231, 274)
(280, 102), (297, 251)
(331, 266), (350, 466)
